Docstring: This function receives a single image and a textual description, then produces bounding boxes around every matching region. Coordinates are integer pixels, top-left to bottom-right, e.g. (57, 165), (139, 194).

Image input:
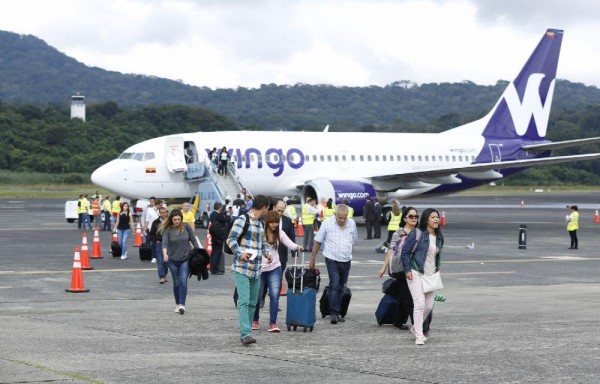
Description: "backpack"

(223, 213), (250, 255)
(209, 218), (228, 241)
(388, 228), (422, 278)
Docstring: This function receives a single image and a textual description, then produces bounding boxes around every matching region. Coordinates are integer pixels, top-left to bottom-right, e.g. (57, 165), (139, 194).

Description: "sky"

(1, 0), (599, 89)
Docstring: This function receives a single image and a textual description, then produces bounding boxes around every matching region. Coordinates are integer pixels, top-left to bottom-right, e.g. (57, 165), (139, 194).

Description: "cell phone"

(245, 249), (257, 261)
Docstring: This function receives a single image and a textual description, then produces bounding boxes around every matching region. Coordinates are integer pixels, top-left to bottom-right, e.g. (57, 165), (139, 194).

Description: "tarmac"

(1, 192), (599, 384)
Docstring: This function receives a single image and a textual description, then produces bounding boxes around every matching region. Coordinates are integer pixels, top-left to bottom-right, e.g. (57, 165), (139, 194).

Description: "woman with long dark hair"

(161, 209), (200, 314)
(113, 202), (134, 260)
(252, 210), (303, 332)
(400, 208), (443, 345)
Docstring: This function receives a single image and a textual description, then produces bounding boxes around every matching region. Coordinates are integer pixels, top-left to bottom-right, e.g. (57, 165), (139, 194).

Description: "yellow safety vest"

(347, 206), (354, 218)
(76, 198), (85, 214)
(81, 198), (90, 214)
(112, 200), (121, 214)
(323, 207), (335, 221)
(302, 204), (315, 225)
(285, 205), (297, 219)
(388, 213), (402, 231)
(567, 211), (579, 231)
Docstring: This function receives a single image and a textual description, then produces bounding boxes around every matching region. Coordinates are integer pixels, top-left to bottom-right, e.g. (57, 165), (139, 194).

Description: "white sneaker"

(415, 336), (426, 345)
(178, 305), (185, 315)
(151, 258), (157, 264)
(120, 254), (128, 260)
(175, 305), (181, 313)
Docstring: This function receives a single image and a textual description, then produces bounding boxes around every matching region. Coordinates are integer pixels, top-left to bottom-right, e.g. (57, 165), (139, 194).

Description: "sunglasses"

(407, 214), (419, 219)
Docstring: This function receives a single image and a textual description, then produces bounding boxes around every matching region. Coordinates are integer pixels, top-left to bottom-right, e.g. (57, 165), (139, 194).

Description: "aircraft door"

(165, 137), (187, 173)
(488, 144), (502, 163)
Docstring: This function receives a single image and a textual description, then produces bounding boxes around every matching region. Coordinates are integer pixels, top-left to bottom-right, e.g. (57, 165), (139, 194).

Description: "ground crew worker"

(566, 205), (579, 249)
(386, 202), (402, 246)
(323, 198), (335, 222)
(342, 199), (354, 218)
(91, 196), (101, 228)
(283, 197), (297, 220)
(81, 194), (92, 230)
(76, 194), (85, 230)
(302, 198), (321, 252)
(112, 196), (122, 227)
(102, 196), (112, 231)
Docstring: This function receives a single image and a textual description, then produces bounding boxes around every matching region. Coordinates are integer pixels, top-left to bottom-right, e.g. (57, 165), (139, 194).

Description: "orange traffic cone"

(133, 221), (143, 247)
(296, 215), (304, 237)
(280, 279), (286, 296)
(80, 233), (94, 270)
(440, 211), (447, 226)
(594, 209), (599, 223)
(66, 247), (89, 293)
(91, 227), (103, 259)
(205, 223), (213, 269)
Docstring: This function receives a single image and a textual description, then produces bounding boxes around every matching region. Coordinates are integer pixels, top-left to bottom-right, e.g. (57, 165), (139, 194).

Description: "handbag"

(420, 271), (443, 293)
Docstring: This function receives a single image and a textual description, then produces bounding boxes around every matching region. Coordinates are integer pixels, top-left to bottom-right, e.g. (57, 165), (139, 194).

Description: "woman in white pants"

(400, 208), (443, 345)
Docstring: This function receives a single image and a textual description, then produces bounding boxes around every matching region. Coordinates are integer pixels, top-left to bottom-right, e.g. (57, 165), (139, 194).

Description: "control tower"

(70, 94), (86, 121)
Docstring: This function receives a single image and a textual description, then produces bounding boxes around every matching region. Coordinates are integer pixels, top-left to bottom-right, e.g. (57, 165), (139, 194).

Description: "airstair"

(183, 157), (246, 227)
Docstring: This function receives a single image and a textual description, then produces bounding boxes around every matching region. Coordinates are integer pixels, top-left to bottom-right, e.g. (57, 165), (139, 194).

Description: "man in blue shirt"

(309, 204), (357, 324)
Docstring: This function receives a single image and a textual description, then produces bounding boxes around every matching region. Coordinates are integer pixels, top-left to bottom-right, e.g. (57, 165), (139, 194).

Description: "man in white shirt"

(309, 204), (357, 324)
(142, 197), (160, 263)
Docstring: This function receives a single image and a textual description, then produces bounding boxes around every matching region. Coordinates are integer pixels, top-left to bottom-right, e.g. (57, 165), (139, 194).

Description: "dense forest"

(1, 29), (600, 185)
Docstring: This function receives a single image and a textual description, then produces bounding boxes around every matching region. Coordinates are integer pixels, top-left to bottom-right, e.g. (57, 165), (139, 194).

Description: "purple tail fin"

(482, 29), (563, 140)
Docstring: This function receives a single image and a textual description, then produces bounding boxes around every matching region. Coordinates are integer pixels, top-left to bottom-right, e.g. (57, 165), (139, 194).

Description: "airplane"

(91, 29), (600, 222)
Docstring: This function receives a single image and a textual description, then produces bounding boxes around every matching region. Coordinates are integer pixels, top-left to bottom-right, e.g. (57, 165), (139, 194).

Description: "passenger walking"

(401, 208), (444, 345)
(566, 205), (579, 249)
(378, 207), (419, 329)
(113, 202), (134, 260)
(219, 146), (230, 175)
(253, 210), (303, 332)
(309, 204), (357, 324)
(161, 209), (200, 314)
(102, 196), (112, 231)
(210, 147), (218, 170)
(226, 195), (272, 346)
(150, 206), (169, 284)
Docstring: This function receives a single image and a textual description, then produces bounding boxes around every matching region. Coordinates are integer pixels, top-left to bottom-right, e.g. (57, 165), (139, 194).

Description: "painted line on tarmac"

(0, 268), (156, 275)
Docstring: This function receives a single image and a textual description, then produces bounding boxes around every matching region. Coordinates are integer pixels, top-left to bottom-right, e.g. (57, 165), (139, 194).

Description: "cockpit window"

(118, 152), (135, 159)
(144, 152), (155, 161)
(133, 153), (144, 161)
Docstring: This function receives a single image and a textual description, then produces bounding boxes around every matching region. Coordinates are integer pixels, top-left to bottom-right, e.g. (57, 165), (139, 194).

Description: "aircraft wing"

(522, 137), (600, 151)
(371, 153), (600, 182)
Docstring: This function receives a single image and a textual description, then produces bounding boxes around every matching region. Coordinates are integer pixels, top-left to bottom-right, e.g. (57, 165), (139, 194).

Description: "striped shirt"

(314, 216), (357, 262)
(227, 212), (270, 279)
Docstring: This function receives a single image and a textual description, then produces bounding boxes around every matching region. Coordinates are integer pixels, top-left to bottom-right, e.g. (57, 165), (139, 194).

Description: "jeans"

(302, 225), (315, 251)
(406, 270), (435, 337)
(168, 259), (189, 305)
(78, 213), (83, 229)
(232, 271), (260, 339)
(153, 241), (168, 278)
(324, 257), (351, 317)
(102, 211), (111, 231)
(253, 267), (282, 325)
(82, 212), (92, 230)
(117, 228), (131, 256)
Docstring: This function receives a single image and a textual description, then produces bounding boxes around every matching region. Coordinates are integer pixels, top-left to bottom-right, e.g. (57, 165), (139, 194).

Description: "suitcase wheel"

(309, 327), (313, 332)
(293, 325), (297, 331)
(303, 327), (307, 332)
(378, 322), (382, 326)
(287, 325), (291, 331)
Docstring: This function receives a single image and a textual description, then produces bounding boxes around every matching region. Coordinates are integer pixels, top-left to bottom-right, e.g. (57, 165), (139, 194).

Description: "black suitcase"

(111, 241), (122, 257)
(319, 285), (352, 318)
(139, 242), (152, 261)
(285, 266), (321, 292)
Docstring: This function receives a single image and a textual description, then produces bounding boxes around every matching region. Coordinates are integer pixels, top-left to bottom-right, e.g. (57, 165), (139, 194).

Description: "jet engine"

(301, 179), (376, 217)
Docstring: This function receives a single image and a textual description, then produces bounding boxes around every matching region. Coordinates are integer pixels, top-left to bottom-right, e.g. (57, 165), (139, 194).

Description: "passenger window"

(360, 155), (364, 161)
(320, 155), (324, 161)
(452, 156), (456, 162)
(304, 156), (309, 162)
(445, 156), (449, 161)
(313, 155), (317, 161)
(375, 155), (379, 161)
(411, 155), (415, 161)
(458, 156), (463, 161)
(351, 155), (355, 161)
(418, 155), (422, 161)
(367, 155), (372, 161)
(403, 155), (407, 161)
(425, 155), (429, 161)
(334, 155), (339, 161)
(341, 155), (346, 161)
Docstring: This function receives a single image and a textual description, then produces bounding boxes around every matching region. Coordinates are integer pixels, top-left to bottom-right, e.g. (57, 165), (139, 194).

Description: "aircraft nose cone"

(91, 163), (117, 191)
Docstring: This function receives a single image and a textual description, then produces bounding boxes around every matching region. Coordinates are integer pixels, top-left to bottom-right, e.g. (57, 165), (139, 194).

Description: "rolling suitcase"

(319, 285), (352, 318)
(285, 253), (316, 332)
(111, 241), (122, 258)
(375, 294), (400, 325)
(139, 242), (152, 261)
